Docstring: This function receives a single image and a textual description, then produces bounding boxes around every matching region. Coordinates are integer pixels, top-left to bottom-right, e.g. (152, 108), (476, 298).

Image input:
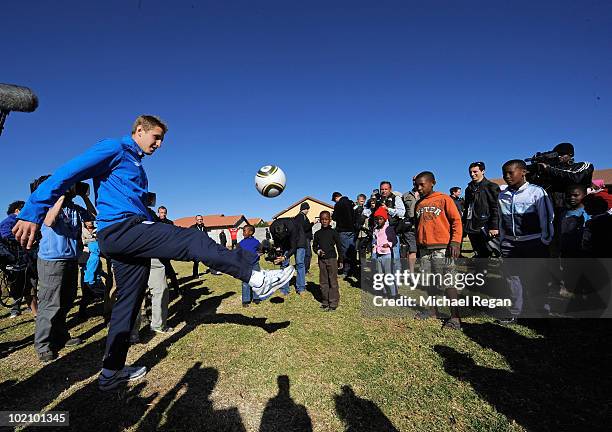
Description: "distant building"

(174, 214), (250, 242)
(272, 196), (334, 222)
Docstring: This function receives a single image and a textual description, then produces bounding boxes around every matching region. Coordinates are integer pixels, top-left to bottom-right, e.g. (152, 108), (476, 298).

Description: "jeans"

(280, 257), (292, 294)
(338, 232), (356, 275)
(372, 253), (397, 297)
(84, 240), (101, 284)
(501, 238), (550, 317)
(242, 262), (261, 303)
(295, 247), (306, 293)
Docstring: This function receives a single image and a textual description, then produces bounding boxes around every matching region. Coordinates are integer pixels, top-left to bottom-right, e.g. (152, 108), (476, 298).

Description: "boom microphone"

(0, 83), (39, 136)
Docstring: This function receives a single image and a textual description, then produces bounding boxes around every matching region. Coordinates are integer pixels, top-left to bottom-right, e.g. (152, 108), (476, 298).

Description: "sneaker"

(320, 304), (329, 309)
(442, 318), (462, 331)
(324, 306), (337, 312)
(151, 326), (174, 334)
(495, 317), (518, 326)
(250, 266), (295, 299)
(38, 351), (57, 363)
(9, 310), (20, 319)
(242, 303), (250, 308)
(130, 334), (140, 344)
(98, 366), (147, 391)
(64, 337), (83, 347)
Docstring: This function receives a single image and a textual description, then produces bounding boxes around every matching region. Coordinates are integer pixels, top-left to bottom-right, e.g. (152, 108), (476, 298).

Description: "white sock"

(249, 270), (265, 288)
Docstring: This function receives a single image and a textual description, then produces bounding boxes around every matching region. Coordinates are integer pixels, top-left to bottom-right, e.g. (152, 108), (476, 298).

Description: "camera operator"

(353, 194), (369, 269)
(269, 217), (306, 296)
(1, 200), (38, 318)
(363, 181), (405, 271)
(530, 142), (593, 256)
(401, 180), (419, 273)
(462, 162), (501, 258)
(530, 142), (594, 211)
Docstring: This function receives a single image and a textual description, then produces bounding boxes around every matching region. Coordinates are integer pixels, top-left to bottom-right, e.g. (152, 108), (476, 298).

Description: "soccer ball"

(255, 165), (286, 198)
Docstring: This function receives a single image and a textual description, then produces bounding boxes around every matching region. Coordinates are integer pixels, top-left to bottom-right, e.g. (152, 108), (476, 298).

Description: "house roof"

(491, 168), (612, 186)
(174, 214), (247, 229)
(272, 196), (334, 219)
(247, 217), (264, 225)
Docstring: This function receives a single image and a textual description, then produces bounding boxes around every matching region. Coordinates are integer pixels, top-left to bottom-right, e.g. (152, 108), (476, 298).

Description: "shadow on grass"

(50, 294), (257, 431)
(435, 320), (612, 431)
(259, 375), (312, 432)
(137, 362), (246, 431)
(167, 290), (290, 334)
(334, 385), (399, 431)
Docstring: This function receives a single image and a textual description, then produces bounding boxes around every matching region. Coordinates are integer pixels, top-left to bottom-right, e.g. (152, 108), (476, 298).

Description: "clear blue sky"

(2, 0), (611, 221)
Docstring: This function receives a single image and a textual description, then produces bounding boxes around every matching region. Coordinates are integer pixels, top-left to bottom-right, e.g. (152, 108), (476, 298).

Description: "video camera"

(525, 150), (559, 183)
(368, 188), (394, 210)
(146, 192), (156, 207)
(29, 179), (90, 197)
(260, 239), (284, 263)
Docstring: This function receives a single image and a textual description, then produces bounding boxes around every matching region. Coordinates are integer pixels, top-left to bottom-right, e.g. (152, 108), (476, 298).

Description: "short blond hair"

(132, 115), (168, 134)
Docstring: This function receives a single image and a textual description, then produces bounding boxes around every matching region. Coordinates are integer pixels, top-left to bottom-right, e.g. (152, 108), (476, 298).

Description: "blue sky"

(2, 0), (611, 221)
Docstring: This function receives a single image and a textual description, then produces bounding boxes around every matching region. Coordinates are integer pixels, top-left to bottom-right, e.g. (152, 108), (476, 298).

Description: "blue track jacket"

(18, 135), (151, 232)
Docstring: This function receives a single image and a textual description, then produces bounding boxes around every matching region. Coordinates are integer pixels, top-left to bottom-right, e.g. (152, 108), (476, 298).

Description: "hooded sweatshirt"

(415, 192), (463, 250)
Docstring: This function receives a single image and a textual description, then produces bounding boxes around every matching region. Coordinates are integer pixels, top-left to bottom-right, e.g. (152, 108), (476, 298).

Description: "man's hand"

(273, 256), (285, 265)
(447, 244), (460, 259)
(12, 220), (40, 250)
(488, 229), (499, 238)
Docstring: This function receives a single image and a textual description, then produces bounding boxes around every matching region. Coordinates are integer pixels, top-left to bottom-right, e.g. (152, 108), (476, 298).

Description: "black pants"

(468, 232), (491, 258)
(98, 217), (256, 370)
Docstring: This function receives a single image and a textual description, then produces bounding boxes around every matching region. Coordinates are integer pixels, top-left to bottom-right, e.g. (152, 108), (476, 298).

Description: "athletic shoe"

(9, 310), (20, 319)
(130, 334), (140, 344)
(98, 366), (147, 391)
(64, 337), (83, 347)
(250, 266), (295, 299)
(151, 326), (174, 334)
(38, 351), (57, 363)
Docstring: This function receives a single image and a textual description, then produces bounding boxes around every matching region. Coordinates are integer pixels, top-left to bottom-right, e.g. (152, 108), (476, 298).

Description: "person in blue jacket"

(13, 115), (294, 391)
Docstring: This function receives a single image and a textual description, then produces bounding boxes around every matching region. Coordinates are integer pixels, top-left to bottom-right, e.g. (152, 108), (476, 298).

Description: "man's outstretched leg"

(97, 218), (294, 389)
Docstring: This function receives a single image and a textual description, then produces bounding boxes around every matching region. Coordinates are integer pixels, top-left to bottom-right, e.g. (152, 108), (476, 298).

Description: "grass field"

(1, 259), (610, 431)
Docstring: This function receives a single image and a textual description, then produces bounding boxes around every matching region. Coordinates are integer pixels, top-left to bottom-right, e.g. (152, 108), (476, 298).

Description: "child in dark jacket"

(312, 211), (342, 311)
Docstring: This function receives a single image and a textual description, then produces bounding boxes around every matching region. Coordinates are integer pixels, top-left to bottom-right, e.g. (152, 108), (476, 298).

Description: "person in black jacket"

(313, 211), (343, 311)
(462, 162), (501, 258)
(156, 205), (180, 295)
(219, 230), (227, 248)
(532, 142), (594, 257)
(331, 192), (356, 277)
(190, 215), (210, 277)
(270, 217), (306, 295)
(294, 202), (314, 274)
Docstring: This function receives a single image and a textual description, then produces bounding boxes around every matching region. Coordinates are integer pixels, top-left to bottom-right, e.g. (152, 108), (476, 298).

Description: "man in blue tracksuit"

(13, 115), (294, 390)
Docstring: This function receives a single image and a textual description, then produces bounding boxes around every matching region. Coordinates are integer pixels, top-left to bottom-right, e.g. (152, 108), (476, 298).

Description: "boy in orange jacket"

(413, 171), (463, 330)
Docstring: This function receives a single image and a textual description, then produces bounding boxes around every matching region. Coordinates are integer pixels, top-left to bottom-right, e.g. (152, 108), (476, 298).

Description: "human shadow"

(137, 362), (246, 431)
(334, 385), (399, 432)
(305, 282), (323, 303)
(259, 375), (313, 432)
(435, 320), (612, 431)
(0, 314), (106, 361)
(167, 291), (290, 334)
